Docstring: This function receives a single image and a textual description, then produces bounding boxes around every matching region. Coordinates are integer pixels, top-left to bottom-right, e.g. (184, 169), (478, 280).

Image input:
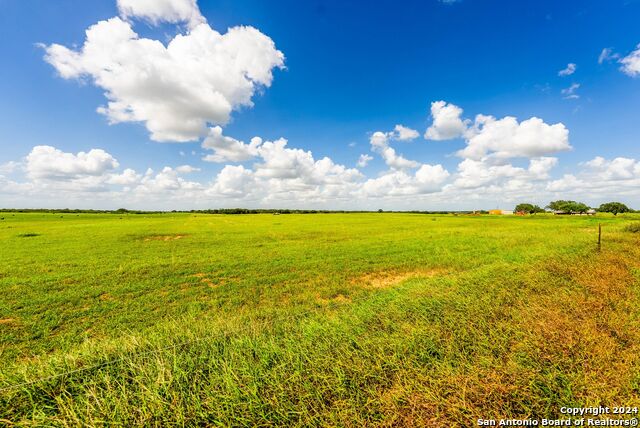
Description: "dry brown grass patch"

(352, 269), (446, 289)
(519, 249), (640, 404)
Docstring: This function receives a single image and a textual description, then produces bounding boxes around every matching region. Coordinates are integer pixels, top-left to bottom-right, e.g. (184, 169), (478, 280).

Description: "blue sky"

(1, 0), (639, 210)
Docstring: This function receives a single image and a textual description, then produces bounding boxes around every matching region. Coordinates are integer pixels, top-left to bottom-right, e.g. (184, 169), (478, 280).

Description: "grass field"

(1, 212), (639, 426)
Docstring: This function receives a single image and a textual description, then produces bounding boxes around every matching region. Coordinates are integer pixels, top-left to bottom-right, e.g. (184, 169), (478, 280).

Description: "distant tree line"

(2, 203), (635, 216)
(0, 208), (469, 215)
(513, 200), (633, 215)
(0, 208), (484, 215)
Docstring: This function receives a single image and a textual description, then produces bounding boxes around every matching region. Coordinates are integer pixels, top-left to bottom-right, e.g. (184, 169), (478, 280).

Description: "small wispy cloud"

(598, 47), (620, 64)
(558, 63), (576, 77)
(561, 83), (580, 99)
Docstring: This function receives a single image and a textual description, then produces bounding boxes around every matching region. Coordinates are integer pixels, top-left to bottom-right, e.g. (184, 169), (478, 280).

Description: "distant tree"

(515, 203), (534, 213)
(547, 200), (590, 214)
(515, 203), (546, 214)
(378, 209), (383, 213)
(547, 200), (570, 211)
(598, 202), (630, 216)
(572, 202), (590, 214)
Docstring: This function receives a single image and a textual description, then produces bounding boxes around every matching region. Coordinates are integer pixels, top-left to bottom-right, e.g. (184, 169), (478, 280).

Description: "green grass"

(1, 212), (639, 426)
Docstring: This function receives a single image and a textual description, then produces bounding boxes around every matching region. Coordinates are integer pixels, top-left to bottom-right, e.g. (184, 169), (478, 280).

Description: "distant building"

(489, 209), (513, 215)
(553, 209), (596, 216)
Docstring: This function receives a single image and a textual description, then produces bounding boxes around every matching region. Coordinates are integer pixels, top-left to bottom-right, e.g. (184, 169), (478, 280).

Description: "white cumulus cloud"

(452, 157), (557, 190)
(117, 0), (206, 29)
(423, 101), (570, 162)
(458, 114), (570, 161)
(26, 145), (119, 180)
(582, 156), (640, 180)
(620, 44), (640, 77)
(361, 165), (449, 197)
(254, 138), (362, 186)
(43, 14), (284, 142)
(393, 125), (419, 141)
(370, 131), (419, 169)
(209, 165), (257, 197)
(424, 101), (469, 141)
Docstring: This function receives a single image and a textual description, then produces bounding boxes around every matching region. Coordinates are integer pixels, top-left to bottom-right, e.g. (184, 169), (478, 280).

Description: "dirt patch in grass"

(352, 269), (446, 289)
(0, 318), (16, 325)
(99, 293), (112, 301)
(143, 234), (187, 242)
(190, 273), (217, 287)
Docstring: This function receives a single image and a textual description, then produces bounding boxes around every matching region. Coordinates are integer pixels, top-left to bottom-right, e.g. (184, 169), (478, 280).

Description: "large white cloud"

(26, 145), (119, 180)
(117, 0), (206, 28)
(453, 157), (557, 190)
(424, 101), (469, 141)
(361, 164), (449, 197)
(582, 156), (640, 181)
(620, 44), (640, 77)
(547, 156), (640, 199)
(458, 115), (570, 161)
(424, 101), (571, 162)
(254, 139), (362, 186)
(43, 16), (284, 142)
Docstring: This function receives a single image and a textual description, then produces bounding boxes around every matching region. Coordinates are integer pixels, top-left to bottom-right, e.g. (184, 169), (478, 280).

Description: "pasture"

(1, 212), (639, 426)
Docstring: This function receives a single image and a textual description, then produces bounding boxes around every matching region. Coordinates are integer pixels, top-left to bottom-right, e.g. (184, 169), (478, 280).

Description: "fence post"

(598, 223), (602, 252)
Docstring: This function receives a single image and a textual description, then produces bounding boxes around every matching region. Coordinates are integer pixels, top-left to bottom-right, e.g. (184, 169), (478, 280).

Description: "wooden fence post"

(598, 223), (602, 252)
